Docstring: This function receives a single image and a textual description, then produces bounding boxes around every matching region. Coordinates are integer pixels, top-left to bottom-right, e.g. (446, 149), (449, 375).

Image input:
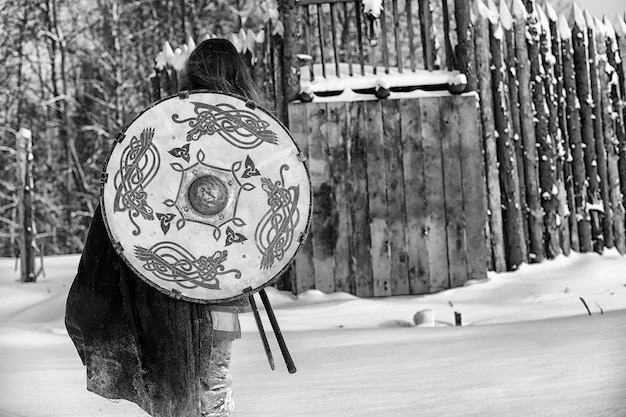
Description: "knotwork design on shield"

(101, 92), (311, 303)
(163, 149), (255, 241)
(133, 241), (241, 290)
(172, 102), (279, 148)
(255, 164), (301, 269)
(113, 127), (161, 236)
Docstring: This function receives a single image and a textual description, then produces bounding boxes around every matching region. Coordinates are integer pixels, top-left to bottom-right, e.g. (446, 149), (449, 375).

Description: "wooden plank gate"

(288, 93), (486, 296)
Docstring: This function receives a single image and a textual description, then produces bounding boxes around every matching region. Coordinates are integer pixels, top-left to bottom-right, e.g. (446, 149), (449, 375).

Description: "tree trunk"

(454, 0), (476, 91)
(16, 129), (36, 282)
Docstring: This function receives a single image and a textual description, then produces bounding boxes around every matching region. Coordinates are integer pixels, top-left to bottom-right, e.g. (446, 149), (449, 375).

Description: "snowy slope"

(0, 251), (625, 416)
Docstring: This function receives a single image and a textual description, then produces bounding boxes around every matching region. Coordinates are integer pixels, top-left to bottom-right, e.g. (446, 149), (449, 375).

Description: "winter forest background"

(0, 0), (623, 258)
(0, 0), (275, 257)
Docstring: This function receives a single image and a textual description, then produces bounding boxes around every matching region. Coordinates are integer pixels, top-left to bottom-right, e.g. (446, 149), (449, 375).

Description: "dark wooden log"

(614, 17), (626, 211)
(598, 21), (626, 253)
(401, 98), (430, 294)
(546, 2), (575, 254)
(489, 6), (527, 270)
(343, 2), (354, 76)
(502, 0), (530, 254)
(365, 101), (391, 296)
(442, 0), (454, 71)
(16, 128), (36, 283)
(150, 69), (161, 102)
(316, 5), (327, 78)
(455, 0), (476, 90)
(303, 6), (315, 82)
(355, 0), (366, 75)
(513, 0), (544, 263)
(379, 0), (390, 73)
(392, 0), (403, 73)
(571, 4), (602, 252)
(382, 100), (409, 294)
(280, 0), (300, 104)
(616, 17), (626, 111)
(329, 3), (341, 77)
(538, 5), (566, 257)
(407, 0), (417, 72)
(527, 3), (559, 259)
(254, 28), (270, 97)
(348, 101), (374, 296)
(585, 13), (613, 249)
(327, 102), (354, 293)
(418, 0), (436, 70)
(272, 31), (287, 122)
(475, 0), (507, 272)
(559, 15), (593, 251)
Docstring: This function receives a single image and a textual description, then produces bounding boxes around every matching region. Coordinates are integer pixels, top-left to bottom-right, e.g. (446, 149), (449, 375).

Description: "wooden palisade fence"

(148, 0), (626, 296)
(471, 0), (626, 272)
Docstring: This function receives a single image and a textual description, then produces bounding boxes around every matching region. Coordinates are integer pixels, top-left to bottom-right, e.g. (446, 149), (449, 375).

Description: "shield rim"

(100, 90), (313, 305)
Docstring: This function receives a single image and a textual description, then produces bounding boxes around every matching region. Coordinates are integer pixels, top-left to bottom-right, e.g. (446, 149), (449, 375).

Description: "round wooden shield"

(100, 91), (312, 304)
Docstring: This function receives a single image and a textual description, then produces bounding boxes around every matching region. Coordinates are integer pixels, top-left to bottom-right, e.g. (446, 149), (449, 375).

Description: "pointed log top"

(616, 15), (626, 36)
(493, 23), (505, 40)
(511, 0), (527, 20)
(559, 14), (572, 40)
(163, 41), (175, 66)
(583, 9), (595, 30)
(570, 3), (586, 30)
(499, 0), (513, 30)
(475, 0), (492, 20)
(187, 36), (196, 52)
(545, 2), (558, 22)
(537, 5), (551, 36)
(603, 16), (616, 39)
(486, 0), (499, 25)
(594, 17), (606, 37)
(154, 51), (166, 70)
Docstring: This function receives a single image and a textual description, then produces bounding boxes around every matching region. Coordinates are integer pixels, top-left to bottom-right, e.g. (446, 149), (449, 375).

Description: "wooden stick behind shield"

(259, 289), (297, 374)
(248, 293), (275, 370)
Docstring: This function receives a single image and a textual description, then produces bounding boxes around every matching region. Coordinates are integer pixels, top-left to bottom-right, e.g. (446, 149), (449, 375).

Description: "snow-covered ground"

(1, 251), (625, 416)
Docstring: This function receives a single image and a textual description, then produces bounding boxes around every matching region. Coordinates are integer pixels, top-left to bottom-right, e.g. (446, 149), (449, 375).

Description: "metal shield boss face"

(101, 92), (312, 303)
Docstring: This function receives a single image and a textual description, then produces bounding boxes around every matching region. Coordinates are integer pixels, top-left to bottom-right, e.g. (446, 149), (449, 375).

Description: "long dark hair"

(179, 38), (262, 104)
